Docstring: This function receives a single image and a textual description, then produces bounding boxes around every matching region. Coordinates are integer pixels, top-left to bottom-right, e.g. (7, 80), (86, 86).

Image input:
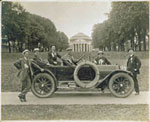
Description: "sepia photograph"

(1, 0), (149, 121)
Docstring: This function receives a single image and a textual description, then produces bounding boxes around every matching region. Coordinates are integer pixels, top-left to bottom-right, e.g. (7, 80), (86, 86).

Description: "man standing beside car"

(16, 49), (32, 102)
(127, 49), (141, 95)
(14, 49), (44, 102)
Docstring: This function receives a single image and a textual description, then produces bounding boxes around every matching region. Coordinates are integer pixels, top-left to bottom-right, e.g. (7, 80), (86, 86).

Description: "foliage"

(2, 2), (27, 52)
(2, 2), (69, 52)
(92, 2), (149, 51)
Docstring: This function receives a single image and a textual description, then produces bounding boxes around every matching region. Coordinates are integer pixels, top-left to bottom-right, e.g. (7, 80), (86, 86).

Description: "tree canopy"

(2, 2), (69, 53)
(92, 2), (149, 51)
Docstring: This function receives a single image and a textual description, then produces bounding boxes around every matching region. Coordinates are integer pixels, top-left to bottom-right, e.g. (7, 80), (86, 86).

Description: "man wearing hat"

(48, 45), (61, 65)
(17, 49), (32, 102)
(127, 49), (141, 95)
(33, 48), (44, 65)
(94, 51), (111, 65)
(61, 47), (81, 66)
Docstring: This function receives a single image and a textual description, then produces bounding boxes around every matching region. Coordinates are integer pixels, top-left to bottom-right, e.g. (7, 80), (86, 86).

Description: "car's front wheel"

(109, 73), (134, 98)
(31, 73), (56, 98)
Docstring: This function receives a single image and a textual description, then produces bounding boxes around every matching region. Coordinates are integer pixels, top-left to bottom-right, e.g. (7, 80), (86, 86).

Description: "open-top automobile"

(30, 59), (134, 98)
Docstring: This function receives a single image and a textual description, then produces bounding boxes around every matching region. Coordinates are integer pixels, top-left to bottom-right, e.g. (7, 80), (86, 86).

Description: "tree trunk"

(8, 41), (11, 53)
(143, 33), (146, 51)
(113, 43), (116, 51)
(147, 35), (149, 51)
(138, 34), (142, 51)
(131, 37), (134, 50)
(121, 42), (125, 51)
(20, 42), (23, 52)
(13, 40), (15, 53)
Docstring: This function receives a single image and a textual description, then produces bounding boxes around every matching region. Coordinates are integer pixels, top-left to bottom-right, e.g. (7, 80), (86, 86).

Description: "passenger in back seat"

(94, 51), (111, 65)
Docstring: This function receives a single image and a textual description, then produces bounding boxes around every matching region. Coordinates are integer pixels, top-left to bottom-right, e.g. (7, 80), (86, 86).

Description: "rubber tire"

(109, 73), (134, 98)
(31, 73), (56, 98)
(74, 61), (100, 88)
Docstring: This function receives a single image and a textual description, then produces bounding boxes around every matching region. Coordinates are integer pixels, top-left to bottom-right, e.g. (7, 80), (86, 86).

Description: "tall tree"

(56, 31), (69, 51)
(2, 2), (27, 52)
(92, 2), (149, 51)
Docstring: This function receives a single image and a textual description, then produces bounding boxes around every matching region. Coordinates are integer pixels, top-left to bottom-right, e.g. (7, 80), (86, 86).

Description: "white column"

(76, 44), (77, 52)
(76, 44), (78, 52)
(83, 43), (84, 52)
(83, 43), (85, 52)
(83, 44), (84, 52)
(79, 44), (81, 52)
(73, 44), (75, 52)
(77, 44), (79, 52)
(74, 44), (76, 52)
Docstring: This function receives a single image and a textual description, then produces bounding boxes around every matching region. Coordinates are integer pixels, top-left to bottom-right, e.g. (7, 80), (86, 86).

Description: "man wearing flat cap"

(14, 49), (44, 102)
(94, 51), (111, 65)
(48, 45), (61, 65)
(16, 49), (32, 102)
(127, 49), (141, 95)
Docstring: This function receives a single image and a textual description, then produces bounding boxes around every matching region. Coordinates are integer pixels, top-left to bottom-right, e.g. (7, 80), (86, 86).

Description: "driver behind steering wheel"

(61, 48), (79, 67)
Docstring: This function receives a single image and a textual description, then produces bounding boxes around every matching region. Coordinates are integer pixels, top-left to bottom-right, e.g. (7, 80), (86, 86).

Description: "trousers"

(132, 73), (140, 93)
(21, 75), (31, 96)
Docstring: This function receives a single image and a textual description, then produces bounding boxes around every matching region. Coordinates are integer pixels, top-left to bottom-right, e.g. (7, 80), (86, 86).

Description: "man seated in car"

(33, 48), (47, 66)
(48, 45), (61, 65)
(33, 48), (42, 63)
(94, 50), (111, 65)
(61, 48), (80, 67)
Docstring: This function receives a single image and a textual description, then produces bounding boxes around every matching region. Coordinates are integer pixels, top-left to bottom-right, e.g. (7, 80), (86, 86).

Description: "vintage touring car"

(30, 59), (134, 98)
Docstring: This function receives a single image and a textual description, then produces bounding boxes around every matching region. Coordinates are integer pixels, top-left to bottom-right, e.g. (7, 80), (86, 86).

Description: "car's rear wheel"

(31, 73), (56, 98)
(109, 73), (134, 98)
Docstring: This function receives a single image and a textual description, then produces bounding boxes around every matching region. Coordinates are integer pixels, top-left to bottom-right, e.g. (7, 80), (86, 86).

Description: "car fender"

(33, 69), (58, 89)
(96, 70), (134, 87)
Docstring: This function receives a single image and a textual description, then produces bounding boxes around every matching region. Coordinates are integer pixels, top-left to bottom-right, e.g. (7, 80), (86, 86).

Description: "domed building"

(69, 33), (93, 52)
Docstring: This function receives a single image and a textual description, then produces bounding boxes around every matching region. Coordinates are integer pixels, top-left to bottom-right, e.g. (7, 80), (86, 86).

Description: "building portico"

(70, 33), (92, 52)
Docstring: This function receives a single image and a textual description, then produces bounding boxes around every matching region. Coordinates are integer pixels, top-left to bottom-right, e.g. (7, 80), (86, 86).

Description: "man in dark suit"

(127, 49), (141, 95)
(48, 45), (61, 65)
(94, 51), (111, 65)
(33, 48), (46, 66)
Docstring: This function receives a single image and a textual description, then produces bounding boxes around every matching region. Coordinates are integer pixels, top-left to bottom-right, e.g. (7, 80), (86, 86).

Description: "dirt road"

(1, 91), (149, 105)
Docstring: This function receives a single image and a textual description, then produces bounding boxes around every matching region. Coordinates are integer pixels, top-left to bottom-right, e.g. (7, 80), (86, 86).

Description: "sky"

(20, 1), (111, 38)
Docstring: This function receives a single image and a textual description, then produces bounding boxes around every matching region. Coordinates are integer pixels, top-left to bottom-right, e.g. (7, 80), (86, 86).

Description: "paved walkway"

(1, 91), (149, 105)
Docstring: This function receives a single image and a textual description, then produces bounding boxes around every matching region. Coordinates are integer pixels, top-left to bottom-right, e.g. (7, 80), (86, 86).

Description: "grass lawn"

(1, 51), (149, 92)
(2, 104), (149, 121)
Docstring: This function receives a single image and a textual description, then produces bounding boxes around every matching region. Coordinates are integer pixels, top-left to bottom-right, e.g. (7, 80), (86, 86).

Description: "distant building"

(70, 33), (93, 52)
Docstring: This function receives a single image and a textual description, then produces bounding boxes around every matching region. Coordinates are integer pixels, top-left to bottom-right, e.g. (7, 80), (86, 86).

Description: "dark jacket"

(14, 58), (43, 80)
(48, 50), (61, 65)
(94, 56), (111, 65)
(14, 58), (32, 81)
(127, 55), (141, 74)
